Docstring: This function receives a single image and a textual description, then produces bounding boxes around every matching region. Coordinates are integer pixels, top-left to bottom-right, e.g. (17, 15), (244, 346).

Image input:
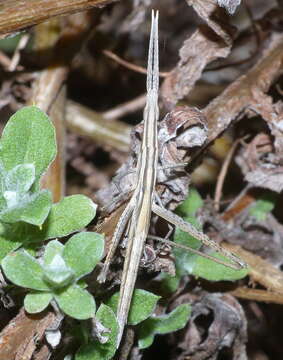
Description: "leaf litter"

(1, 0), (283, 359)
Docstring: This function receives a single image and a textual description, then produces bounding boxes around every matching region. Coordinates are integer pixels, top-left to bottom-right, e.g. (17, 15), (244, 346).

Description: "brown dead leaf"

(162, 0), (234, 108)
(225, 243), (283, 295)
(0, 309), (55, 360)
(171, 293), (247, 360)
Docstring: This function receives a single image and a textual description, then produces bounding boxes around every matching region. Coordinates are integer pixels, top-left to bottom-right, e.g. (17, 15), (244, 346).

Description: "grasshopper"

(98, 10), (246, 347)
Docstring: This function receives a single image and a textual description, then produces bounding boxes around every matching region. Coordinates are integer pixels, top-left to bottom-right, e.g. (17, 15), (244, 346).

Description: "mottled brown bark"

(0, 0), (114, 36)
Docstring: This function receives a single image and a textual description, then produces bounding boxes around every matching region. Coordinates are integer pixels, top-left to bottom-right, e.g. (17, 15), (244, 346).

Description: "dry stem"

(0, 0), (113, 36)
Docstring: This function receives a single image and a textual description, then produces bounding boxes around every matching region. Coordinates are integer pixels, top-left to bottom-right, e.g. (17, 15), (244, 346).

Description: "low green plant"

(160, 188), (249, 293)
(0, 106), (98, 260)
(2, 234), (104, 319)
(75, 303), (119, 360)
(0, 106), (191, 360)
(0, 106), (247, 359)
(137, 303), (191, 349)
(0, 106), (102, 319)
(76, 289), (191, 359)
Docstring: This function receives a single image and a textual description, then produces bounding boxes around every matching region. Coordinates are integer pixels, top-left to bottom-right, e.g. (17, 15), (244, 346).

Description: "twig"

(29, 66), (68, 113)
(8, 33), (30, 71)
(0, 0), (113, 36)
(28, 66), (68, 202)
(102, 93), (147, 120)
(41, 86), (67, 201)
(230, 287), (283, 305)
(0, 50), (24, 71)
(214, 138), (241, 211)
(66, 100), (132, 153)
(224, 243), (283, 295)
(103, 49), (169, 77)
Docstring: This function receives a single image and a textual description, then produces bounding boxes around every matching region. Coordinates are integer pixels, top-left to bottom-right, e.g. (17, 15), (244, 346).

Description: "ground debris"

(1, 0), (283, 359)
(170, 292), (247, 360)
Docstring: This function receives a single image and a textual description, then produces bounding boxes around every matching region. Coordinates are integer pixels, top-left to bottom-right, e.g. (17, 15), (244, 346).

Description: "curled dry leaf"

(203, 32), (283, 144)
(170, 292), (247, 360)
(96, 106), (208, 212)
(235, 132), (283, 193)
(157, 107), (208, 209)
(162, 0), (234, 108)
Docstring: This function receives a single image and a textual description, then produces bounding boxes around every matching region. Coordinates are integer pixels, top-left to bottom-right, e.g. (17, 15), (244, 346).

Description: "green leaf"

(192, 252), (249, 281)
(10, 196), (97, 245)
(0, 189), (52, 225)
(249, 192), (277, 221)
(0, 222), (22, 261)
(40, 195), (97, 240)
(158, 272), (181, 295)
(0, 195), (6, 212)
(169, 189), (248, 283)
(4, 163), (35, 196)
(0, 106), (56, 181)
(75, 304), (119, 360)
(43, 240), (64, 266)
(171, 189), (248, 282)
(54, 285), (95, 320)
(0, 222), (46, 261)
(43, 253), (75, 288)
(106, 289), (160, 325)
(173, 216), (202, 275)
(1, 250), (50, 290)
(24, 292), (52, 313)
(63, 232), (104, 279)
(138, 304), (191, 349)
(173, 188), (203, 275)
(175, 188), (203, 218)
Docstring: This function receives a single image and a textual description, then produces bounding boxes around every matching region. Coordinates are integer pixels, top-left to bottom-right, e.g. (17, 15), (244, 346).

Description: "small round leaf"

(192, 252), (249, 281)
(0, 106), (56, 180)
(54, 285), (95, 320)
(2, 250), (49, 290)
(63, 232), (104, 278)
(41, 195), (97, 240)
(106, 289), (160, 325)
(24, 292), (52, 313)
(0, 190), (52, 226)
(138, 304), (191, 349)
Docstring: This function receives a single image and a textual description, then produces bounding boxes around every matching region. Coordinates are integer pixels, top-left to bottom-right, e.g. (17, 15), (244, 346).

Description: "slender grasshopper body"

(115, 11), (160, 345)
(98, 10), (246, 348)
